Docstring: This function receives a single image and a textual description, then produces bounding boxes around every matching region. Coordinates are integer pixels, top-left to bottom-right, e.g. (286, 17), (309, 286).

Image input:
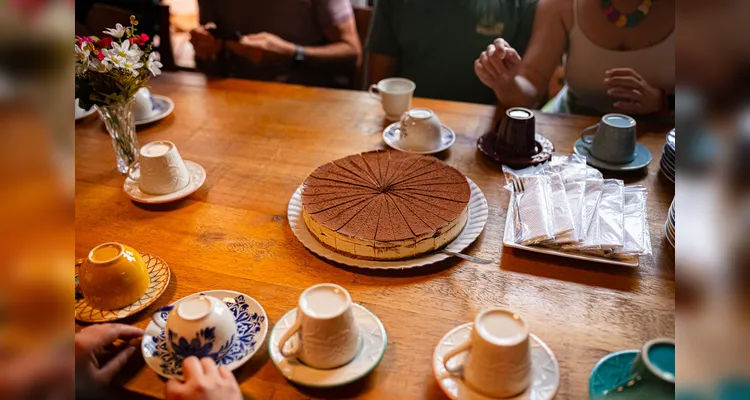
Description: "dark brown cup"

(493, 107), (537, 157)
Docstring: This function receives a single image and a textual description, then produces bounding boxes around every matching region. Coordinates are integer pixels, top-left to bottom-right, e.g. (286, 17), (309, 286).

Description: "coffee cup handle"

(127, 160), (141, 181)
(368, 84), (381, 100)
(442, 337), (472, 373)
(580, 123), (599, 145)
(151, 305), (174, 329)
(278, 319), (302, 358)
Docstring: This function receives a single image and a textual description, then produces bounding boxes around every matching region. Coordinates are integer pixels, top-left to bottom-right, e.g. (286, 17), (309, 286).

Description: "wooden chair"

(85, 3), (176, 71)
(352, 5), (372, 90)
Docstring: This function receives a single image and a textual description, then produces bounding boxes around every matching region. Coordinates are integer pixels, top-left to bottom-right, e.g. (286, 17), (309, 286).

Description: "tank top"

(555, 0), (675, 115)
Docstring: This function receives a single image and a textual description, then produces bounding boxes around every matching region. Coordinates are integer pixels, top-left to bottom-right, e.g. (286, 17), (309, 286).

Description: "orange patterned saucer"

(75, 252), (171, 323)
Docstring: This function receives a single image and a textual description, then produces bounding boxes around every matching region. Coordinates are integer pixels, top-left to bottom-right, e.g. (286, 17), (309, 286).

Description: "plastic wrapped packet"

(545, 170), (575, 240)
(542, 154), (586, 243)
(563, 178), (602, 251)
(615, 186), (652, 256)
(579, 179), (625, 251)
(503, 166), (555, 245)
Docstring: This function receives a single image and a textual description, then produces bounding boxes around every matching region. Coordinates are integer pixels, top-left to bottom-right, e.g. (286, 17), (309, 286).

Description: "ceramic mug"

(278, 283), (361, 369)
(443, 308), (532, 398)
(494, 107), (537, 157)
(152, 294), (237, 362)
(369, 78), (416, 121)
(398, 108), (443, 152)
(79, 242), (150, 310)
(580, 113), (637, 164)
(134, 87), (158, 120)
(128, 140), (190, 195)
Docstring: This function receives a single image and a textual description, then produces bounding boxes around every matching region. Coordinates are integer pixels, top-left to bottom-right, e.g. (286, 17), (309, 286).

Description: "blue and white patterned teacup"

(152, 294), (237, 362)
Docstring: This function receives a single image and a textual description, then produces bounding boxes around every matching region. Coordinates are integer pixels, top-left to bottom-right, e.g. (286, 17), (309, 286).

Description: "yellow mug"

(79, 242), (150, 310)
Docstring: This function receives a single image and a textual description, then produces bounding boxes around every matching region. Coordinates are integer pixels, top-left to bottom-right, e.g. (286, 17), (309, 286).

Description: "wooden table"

(75, 72), (675, 399)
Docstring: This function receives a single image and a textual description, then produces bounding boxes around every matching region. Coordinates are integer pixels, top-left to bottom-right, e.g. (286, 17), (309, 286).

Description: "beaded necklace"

(601, 0), (653, 28)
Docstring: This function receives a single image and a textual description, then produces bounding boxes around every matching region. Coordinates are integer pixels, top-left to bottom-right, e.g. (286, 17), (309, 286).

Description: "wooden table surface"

(75, 72), (675, 399)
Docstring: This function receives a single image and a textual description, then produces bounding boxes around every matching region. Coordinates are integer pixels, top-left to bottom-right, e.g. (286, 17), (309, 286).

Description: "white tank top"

(564, 0), (675, 113)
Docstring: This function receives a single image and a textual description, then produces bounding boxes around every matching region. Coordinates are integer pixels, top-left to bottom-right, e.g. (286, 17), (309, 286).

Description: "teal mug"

(581, 114), (637, 164)
(599, 338), (675, 399)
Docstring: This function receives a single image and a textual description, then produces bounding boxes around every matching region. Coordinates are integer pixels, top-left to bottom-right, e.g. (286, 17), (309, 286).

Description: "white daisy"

(75, 44), (90, 74)
(103, 23), (126, 39)
(105, 40), (142, 62)
(146, 52), (163, 76)
(87, 58), (113, 73)
(110, 55), (143, 77)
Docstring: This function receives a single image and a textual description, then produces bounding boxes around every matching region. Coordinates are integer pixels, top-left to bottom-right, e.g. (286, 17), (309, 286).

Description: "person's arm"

(475, 0), (568, 108)
(305, 16), (361, 64)
(366, 0), (399, 85)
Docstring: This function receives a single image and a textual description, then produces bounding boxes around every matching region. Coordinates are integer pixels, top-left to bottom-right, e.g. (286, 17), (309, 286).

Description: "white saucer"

(135, 95), (174, 126)
(141, 290), (268, 380)
(433, 323), (560, 400)
(76, 107), (96, 121)
(287, 178), (488, 270)
(123, 160), (205, 204)
(383, 121), (456, 154)
(269, 303), (387, 388)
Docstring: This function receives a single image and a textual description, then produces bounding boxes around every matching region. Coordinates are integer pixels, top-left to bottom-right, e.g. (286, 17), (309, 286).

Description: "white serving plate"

(287, 178), (489, 269)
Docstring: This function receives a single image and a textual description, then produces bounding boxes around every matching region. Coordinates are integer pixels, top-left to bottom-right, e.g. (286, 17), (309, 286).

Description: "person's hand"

(475, 38), (523, 91)
(75, 324), (144, 389)
(165, 357), (242, 400)
(190, 23), (223, 60)
(225, 32), (296, 65)
(605, 68), (664, 114)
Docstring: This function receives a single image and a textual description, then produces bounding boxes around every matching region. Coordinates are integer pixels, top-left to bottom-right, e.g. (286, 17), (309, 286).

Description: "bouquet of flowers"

(75, 16), (163, 173)
(75, 16), (162, 110)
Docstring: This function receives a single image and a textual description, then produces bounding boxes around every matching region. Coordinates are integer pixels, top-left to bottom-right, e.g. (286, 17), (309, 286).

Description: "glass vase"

(97, 97), (139, 174)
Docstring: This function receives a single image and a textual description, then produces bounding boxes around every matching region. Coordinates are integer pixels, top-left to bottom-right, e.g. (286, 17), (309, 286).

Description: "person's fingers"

(613, 101), (643, 113)
(182, 356), (204, 381)
(95, 346), (136, 383)
(504, 47), (522, 67)
(607, 87), (642, 100)
(479, 52), (500, 82)
(604, 76), (642, 90)
(218, 366), (236, 382)
(200, 357), (219, 378)
(486, 46), (509, 79)
(165, 378), (185, 399)
(80, 324), (144, 350)
(204, 22), (217, 30)
(605, 68), (639, 79)
(475, 59), (495, 86)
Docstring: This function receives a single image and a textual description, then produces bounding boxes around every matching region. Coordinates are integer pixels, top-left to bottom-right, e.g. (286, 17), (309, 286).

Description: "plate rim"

(588, 349), (640, 398)
(267, 303), (387, 388)
(382, 122), (456, 155)
(74, 252), (171, 323)
(75, 107), (97, 121)
(432, 322), (561, 400)
(141, 289), (269, 380)
(573, 139), (652, 171)
(287, 177), (489, 269)
(135, 94), (175, 126)
(123, 160), (205, 204)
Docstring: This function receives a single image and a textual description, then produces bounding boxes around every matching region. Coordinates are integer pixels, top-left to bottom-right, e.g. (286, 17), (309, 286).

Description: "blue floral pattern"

(145, 293), (267, 377)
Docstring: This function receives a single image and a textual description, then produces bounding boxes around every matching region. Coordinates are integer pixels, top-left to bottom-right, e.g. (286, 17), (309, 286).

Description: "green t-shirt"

(368, 0), (538, 105)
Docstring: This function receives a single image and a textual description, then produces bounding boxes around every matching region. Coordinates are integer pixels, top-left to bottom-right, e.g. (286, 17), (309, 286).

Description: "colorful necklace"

(601, 0), (653, 28)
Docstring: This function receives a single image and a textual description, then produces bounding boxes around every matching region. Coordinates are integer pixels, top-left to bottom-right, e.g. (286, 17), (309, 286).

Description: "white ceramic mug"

(278, 283), (360, 369)
(369, 78), (416, 121)
(398, 108), (443, 152)
(128, 140), (190, 195)
(152, 294), (237, 362)
(134, 87), (158, 120)
(443, 309), (532, 398)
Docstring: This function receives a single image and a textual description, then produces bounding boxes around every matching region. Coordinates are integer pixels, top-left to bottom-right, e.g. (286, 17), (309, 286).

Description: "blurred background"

(1, 0), (749, 398)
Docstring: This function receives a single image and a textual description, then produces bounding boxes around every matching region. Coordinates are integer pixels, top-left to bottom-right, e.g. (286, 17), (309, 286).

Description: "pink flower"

(97, 37), (113, 48)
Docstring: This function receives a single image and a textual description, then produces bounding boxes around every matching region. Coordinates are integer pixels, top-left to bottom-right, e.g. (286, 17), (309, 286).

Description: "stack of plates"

(665, 200), (675, 248)
(660, 129), (675, 183)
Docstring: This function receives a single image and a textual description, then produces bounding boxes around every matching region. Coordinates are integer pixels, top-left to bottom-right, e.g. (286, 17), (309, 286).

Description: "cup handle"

(151, 305), (173, 329)
(580, 123), (599, 145)
(368, 84), (381, 100)
(127, 160), (141, 181)
(278, 318), (302, 358)
(442, 337), (472, 373)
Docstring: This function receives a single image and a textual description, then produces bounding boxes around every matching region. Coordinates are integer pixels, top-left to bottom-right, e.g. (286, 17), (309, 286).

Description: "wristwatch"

(293, 45), (305, 67)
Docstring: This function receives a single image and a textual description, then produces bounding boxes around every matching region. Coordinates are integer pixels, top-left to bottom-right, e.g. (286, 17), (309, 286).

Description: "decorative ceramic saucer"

(382, 122), (456, 154)
(269, 303), (387, 388)
(75, 252), (171, 323)
(477, 132), (554, 168)
(573, 139), (652, 172)
(75, 107), (96, 121)
(589, 349), (640, 398)
(123, 160), (206, 204)
(287, 178), (488, 270)
(135, 95), (175, 126)
(141, 290), (268, 380)
(433, 323), (560, 400)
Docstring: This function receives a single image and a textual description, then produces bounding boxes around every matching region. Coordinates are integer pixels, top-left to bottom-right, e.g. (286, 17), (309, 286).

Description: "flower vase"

(97, 97), (139, 174)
